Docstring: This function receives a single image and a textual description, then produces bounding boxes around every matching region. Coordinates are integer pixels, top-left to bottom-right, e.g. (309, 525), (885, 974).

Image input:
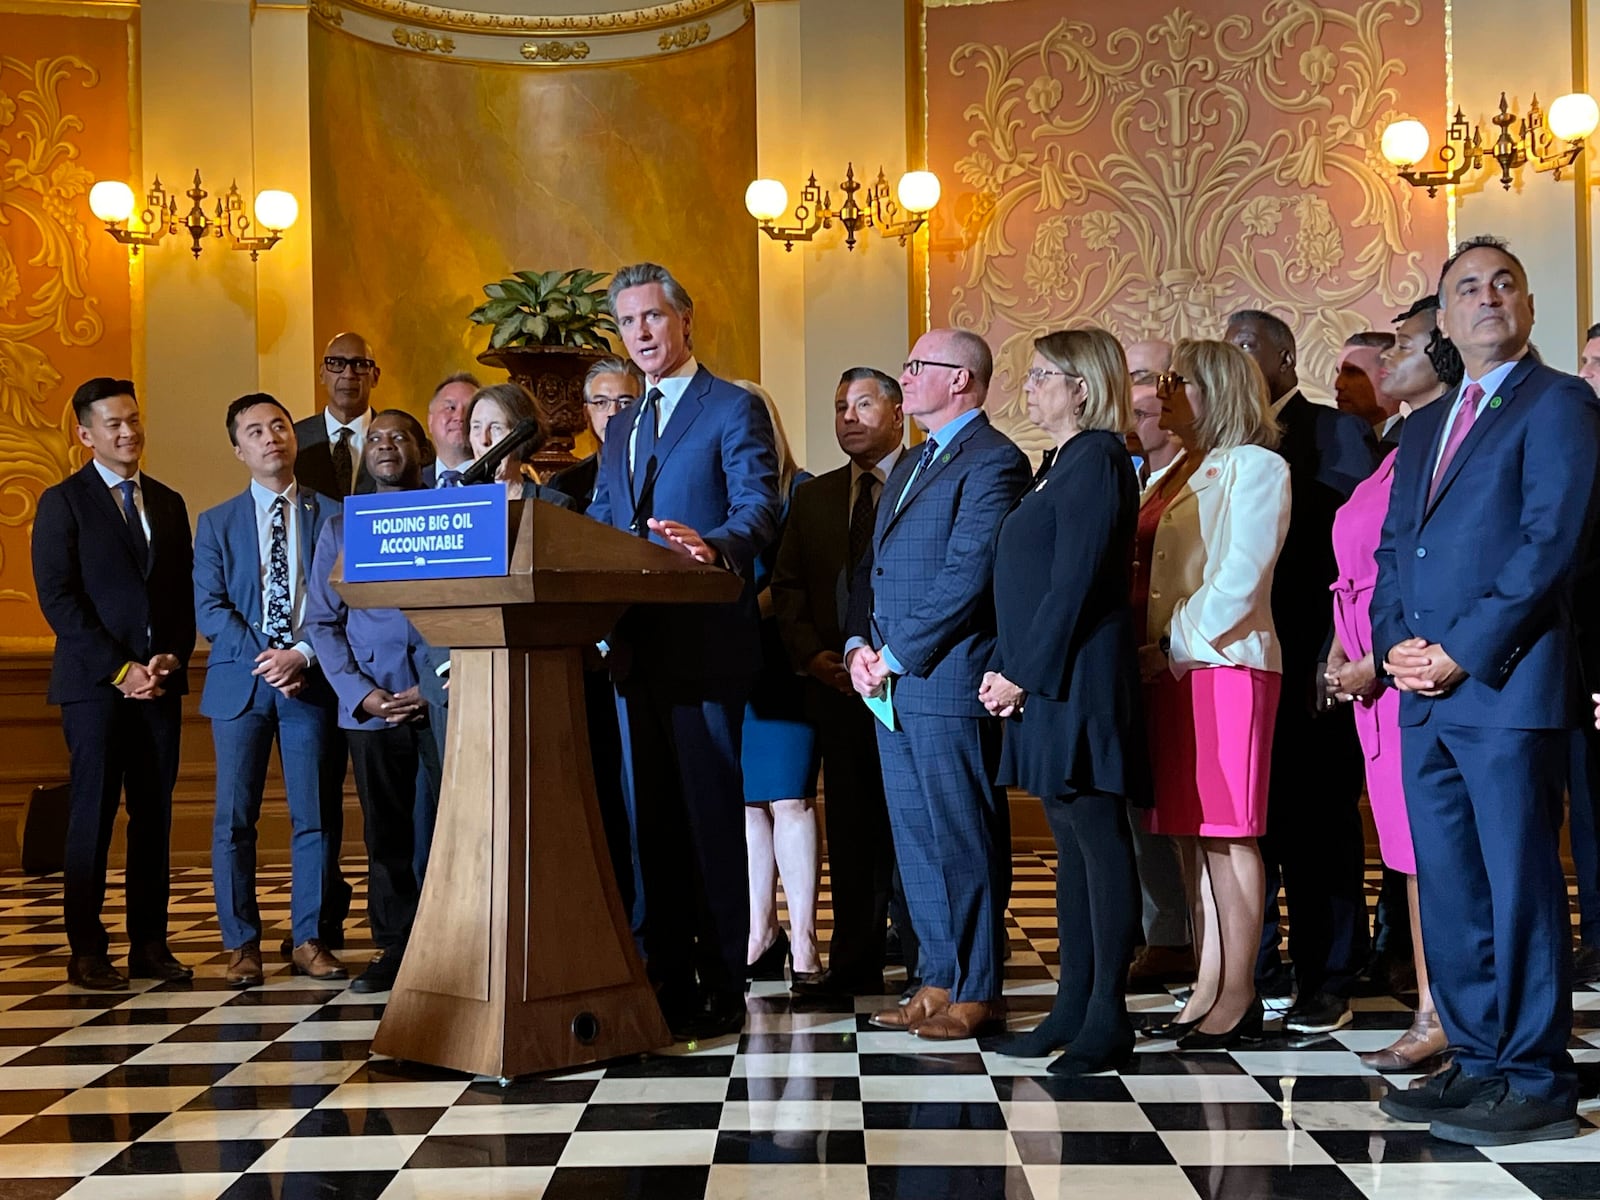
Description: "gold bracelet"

(111, 662), (133, 686)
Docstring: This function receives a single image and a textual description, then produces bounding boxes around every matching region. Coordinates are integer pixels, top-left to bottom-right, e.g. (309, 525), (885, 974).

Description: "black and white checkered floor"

(1, 856), (1599, 1199)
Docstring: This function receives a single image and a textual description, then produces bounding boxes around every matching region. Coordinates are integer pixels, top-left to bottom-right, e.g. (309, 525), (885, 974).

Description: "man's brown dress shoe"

(869, 985), (950, 1030)
(226, 942), (264, 988)
(914, 1000), (1002, 1040)
(127, 943), (193, 982)
(291, 940), (348, 981)
(1128, 944), (1198, 986)
(1358, 1010), (1448, 1073)
(67, 955), (127, 991)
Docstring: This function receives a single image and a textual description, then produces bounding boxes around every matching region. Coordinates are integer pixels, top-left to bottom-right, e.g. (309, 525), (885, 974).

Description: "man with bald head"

(1121, 338), (1195, 984)
(296, 332), (379, 500)
(845, 328), (1030, 1039)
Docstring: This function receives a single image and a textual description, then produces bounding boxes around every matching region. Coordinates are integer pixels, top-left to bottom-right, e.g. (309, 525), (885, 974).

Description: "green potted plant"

(469, 268), (620, 471)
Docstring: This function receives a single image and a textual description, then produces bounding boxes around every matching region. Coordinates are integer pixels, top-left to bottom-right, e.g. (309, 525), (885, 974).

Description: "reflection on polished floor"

(0, 855), (1595, 1199)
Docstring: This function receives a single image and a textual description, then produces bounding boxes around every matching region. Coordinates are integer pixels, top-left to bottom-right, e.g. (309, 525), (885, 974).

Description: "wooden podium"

(332, 499), (741, 1079)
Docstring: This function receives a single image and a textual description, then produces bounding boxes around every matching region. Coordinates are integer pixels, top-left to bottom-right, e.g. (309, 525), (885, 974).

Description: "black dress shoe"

(1430, 1082), (1579, 1146)
(1142, 1012), (1206, 1041)
(127, 943), (193, 982)
(349, 950), (401, 994)
(791, 970), (886, 999)
(746, 930), (790, 982)
(68, 955), (127, 991)
(1284, 990), (1352, 1035)
(1575, 944), (1600, 986)
(1378, 1062), (1499, 1123)
(1177, 997), (1264, 1050)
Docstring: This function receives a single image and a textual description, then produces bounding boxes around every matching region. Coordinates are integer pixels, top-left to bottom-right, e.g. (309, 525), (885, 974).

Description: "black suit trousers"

(60, 694), (182, 956)
(346, 723), (440, 953)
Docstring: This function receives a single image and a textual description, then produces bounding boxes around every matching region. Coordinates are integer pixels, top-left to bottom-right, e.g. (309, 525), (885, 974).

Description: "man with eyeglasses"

(551, 356), (644, 510)
(296, 333), (380, 501)
(1120, 339), (1198, 988)
(844, 330), (1030, 1040)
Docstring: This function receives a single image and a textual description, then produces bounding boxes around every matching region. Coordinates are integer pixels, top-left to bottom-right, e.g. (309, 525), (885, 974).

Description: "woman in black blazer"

(981, 327), (1148, 1075)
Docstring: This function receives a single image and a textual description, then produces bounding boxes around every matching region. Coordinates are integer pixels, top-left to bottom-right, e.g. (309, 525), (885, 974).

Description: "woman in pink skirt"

(1136, 340), (1290, 1049)
(1324, 297), (1458, 1071)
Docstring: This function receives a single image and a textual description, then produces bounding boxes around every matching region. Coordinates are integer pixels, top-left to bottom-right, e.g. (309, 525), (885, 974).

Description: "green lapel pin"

(940, 453), (951, 464)
(1489, 396), (1503, 409)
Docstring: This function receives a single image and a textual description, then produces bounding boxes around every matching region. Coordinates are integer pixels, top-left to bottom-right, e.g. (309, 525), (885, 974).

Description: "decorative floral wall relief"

(925, 0), (1448, 453)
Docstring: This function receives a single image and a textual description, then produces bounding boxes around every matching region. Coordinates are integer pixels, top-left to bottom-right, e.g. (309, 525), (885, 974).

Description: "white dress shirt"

(92, 458), (150, 540)
(249, 479), (315, 668)
(627, 355), (699, 473)
(323, 409), (369, 494)
(1431, 356), (1522, 477)
(847, 445), (903, 530)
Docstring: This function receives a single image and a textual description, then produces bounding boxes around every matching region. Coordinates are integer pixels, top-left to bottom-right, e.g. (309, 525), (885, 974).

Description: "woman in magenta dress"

(1324, 297), (1458, 1071)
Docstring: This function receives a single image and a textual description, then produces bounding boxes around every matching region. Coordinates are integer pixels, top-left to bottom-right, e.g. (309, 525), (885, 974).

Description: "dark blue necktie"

(118, 480), (149, 566)
(437, 468), (462, 488)
(895, 439), (939, 514)
(632, 387), (663, 498)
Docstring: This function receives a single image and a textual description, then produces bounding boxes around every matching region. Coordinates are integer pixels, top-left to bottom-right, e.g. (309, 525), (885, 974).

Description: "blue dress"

(742, 472), (821, 802)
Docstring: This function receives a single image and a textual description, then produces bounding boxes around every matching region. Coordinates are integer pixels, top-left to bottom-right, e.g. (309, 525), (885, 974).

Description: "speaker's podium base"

(336, 500), (740, 1079)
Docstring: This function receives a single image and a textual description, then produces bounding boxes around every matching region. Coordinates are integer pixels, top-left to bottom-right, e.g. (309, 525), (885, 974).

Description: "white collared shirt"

(1431, 356), (1522, 477)
(92, 458), (149, 540)
(323, 409), (369, 493)
(248, 479), (315, 667)
(847, 445), (903, 530)
(627, 355), (699, 473)
(434, 454), (472, 487)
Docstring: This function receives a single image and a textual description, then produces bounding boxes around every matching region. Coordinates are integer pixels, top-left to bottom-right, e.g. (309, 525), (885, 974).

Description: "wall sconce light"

(88, 170), (298, 260)
(745, 163), (941, 252)
(1382, 91), (1599, 196)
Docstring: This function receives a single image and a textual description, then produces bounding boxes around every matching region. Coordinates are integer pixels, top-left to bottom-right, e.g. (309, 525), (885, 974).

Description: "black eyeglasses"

(902, 359), (965, 376)
(584, 395), (633, 410)
(324, 355), (377, 376)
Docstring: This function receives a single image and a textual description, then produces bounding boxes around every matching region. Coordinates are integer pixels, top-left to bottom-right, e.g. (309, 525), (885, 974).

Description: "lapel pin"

(940, 453), (951, 464)
(1206, 466), (1219, 478)
(1489, 396), (1503, 409)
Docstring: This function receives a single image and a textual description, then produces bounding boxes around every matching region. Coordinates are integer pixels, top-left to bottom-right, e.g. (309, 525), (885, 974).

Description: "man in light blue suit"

(588, 262), (780, 1041)
(845, 329), (1030, 1041)
(1373, 236), (1600, 1146)
(194, 395), (347, 988)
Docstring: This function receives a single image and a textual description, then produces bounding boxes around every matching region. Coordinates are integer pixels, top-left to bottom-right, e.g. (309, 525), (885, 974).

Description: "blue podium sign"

(343, 485), (509, 582)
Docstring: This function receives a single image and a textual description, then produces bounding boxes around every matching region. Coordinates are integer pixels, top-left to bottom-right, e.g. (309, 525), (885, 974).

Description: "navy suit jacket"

(293, 412), (372, 500)
(304, 513), (434, 730)
(32, 463), (195, 705)
(1372, 358), (1600, 729)
(771, 464), (855, 674)
(587, 365), (780, 681)
(847, 412), (1030, 718)
(193, 486), (340, 721)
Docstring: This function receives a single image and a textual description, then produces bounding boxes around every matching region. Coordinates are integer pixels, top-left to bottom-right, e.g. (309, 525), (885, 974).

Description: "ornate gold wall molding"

(922, 0), (1449, 454)
(314, 0), (749, 64)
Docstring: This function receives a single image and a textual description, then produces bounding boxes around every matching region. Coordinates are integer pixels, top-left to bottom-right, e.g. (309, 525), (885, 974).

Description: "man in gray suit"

(846, 329), (1030, 1040)
(773, 367), (917, 998)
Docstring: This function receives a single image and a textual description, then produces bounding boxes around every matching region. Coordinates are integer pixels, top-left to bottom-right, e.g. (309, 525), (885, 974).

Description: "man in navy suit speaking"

(845, 329), (1030, 1040)
(587, 263), (780, 1040)
(1373, 236), (1600, 1145)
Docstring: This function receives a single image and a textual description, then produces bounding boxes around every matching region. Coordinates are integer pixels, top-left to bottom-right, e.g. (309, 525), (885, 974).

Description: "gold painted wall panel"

(923, 0), (1449, 454)
(308, 22), (759, 417)
(0, 12), (135, 643)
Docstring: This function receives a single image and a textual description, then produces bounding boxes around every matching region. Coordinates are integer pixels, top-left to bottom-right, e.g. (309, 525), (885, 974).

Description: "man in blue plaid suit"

(845, 329), (1031, 1039)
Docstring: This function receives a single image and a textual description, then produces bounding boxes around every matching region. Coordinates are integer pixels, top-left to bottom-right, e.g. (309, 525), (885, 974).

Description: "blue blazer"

(587, 365), (780, 681)
(1372, 358), (1600, 729)
(847, 411), (1030, 718)
(193, 486), (339, 721)
(32, 463), (195, 705)
(304, 513), (433, 730)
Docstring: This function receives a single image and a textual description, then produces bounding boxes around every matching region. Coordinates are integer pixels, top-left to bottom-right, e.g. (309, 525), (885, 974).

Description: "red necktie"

(1428, 382), (1484, 503)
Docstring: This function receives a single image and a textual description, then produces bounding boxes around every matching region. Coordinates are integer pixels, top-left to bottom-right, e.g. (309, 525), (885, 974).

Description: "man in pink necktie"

(1371, 236), (1600, 1147)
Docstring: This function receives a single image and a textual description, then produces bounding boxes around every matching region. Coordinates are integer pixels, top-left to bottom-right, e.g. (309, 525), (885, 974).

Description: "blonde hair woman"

(982, 328), (1150, 1074)
(734, 380), (822, 983)
(1134, 339), (1289, 1050)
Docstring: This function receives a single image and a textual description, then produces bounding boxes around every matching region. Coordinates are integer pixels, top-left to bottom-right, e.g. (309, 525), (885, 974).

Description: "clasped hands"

(360, 685), (428, 725)
(252, 647), (310, 698)
(979, 671), (1026, 718)
(115, 653), (181, 700)
(1383, 637), (1466, 697)
(846, 646), (892, 698)
(1323, 643), (1379, 705)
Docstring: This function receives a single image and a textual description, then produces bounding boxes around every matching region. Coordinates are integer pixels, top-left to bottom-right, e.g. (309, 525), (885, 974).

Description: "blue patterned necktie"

(264, 497), (292, 649)
(437, 468), (462, 488)
(894, 439), (939, 514)
(117, 480), (149, 566)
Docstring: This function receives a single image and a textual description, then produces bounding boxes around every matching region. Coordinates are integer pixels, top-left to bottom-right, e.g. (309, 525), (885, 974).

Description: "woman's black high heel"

(746, 929), (790, 981)
(1142, 1008), (1208, 1040)
(1176, 996), (1264, 1050)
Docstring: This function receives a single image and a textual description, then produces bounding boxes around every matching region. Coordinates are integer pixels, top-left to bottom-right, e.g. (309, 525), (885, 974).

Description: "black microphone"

(459, 418), (545, 486)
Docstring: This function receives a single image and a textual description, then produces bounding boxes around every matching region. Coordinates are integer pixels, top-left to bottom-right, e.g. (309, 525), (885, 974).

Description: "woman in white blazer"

(1131, 339), (1290, 1050)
